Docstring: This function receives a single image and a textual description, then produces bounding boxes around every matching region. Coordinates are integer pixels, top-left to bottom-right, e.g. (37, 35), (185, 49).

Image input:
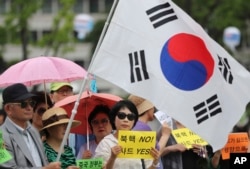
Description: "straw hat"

(42, 107), (81, 130)
(128, 95), (154, 115)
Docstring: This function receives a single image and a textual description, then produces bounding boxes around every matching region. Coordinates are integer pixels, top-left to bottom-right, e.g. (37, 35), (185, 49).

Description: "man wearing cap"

(0, 83), (61, 169)
(50, 82), (73, 104)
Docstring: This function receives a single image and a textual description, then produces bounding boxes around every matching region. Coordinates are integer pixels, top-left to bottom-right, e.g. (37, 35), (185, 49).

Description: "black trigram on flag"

(146, 2), (178, 29)
(129, 50), (149, 83)
(218, 55), (233, 84)
(193, 94), (222, 124)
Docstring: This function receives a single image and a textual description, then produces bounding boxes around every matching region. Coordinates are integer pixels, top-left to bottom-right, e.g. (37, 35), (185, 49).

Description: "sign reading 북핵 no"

(118, 130), (156, 159)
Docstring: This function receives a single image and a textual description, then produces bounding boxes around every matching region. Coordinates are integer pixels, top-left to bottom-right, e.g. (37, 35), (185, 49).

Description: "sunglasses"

(36, 108), (47, 116)
(11, 100), (36, 109)
(91, 118), (109, 127)
(117, 112), (136, 121)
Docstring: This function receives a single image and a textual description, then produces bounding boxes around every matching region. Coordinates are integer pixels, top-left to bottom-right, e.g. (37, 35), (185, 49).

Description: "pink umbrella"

(0, 56), (87, 87)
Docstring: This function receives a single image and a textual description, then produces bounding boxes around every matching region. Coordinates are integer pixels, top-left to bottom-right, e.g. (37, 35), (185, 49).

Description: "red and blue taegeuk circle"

(160, 33), (214, 91)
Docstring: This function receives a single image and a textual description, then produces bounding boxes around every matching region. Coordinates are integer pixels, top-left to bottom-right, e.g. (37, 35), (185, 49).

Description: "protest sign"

(172, 128), (208, 149)
(76, 158), (103, 169)
(118, 130), (156, 159)
(221, 132), (249, 160)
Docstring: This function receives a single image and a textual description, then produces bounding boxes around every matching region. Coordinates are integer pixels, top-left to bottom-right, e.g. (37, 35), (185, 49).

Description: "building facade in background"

(0, 0), (128, 97)
(0, 0), (113, 64)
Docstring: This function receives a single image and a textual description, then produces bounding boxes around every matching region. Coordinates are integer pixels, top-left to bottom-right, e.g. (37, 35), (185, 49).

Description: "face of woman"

(115, 107), (136, 131)
(91, 113), (112, 140)
(47, 123), (67, 141)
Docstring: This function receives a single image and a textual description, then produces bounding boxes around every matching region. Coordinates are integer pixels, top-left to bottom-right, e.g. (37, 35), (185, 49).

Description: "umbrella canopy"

(0, 56), (87, 87)
(54, 90), (122, 135)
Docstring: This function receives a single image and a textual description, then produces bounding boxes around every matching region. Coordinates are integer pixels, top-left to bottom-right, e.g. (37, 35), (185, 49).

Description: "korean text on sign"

(221, 132), (249, 160)
(118, 130), (156, 159)
(172, 128), (208, 149)
(76, 158), (103, 169)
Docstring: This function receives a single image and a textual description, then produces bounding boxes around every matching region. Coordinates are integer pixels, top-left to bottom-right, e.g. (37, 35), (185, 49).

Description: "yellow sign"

(221, 132), (249, 160)
(171, 128), (208, 149)
(118, 130), (156, 159)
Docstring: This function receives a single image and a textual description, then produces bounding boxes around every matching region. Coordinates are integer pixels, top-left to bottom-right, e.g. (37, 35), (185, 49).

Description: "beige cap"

(42, 107), (81, 130)
(128, 95), (154, 115)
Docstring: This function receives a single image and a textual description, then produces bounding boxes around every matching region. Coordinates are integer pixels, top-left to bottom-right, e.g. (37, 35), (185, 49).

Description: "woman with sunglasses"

(94, 100), (161, 169)
(77, 104), (113, 159)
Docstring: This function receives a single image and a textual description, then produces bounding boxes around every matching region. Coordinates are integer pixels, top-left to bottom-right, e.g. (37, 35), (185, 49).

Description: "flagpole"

(85, 0), (119, 151)
(56, 73), (90, 162)
(88, 0), (119, 71)
(57, 1), (120, 160)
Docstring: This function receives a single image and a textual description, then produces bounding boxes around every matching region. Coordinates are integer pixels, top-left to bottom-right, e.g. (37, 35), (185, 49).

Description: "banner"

(88, 0), (250, 151)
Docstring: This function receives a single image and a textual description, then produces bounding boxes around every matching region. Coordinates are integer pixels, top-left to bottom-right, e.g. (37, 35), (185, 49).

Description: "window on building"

(42, 0), (52, 13)
(73, 0), (83, 13)
(42, 30), (52, 36)
(0, 0), (7, 14)
(90, 0), (98, 13)
(30, 31), (38, 43)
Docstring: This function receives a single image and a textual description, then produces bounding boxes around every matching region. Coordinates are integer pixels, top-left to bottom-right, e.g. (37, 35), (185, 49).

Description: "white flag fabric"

(88, 0), (250, 151)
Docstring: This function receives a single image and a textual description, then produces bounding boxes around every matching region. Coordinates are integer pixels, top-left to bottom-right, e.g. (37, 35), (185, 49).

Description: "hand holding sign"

(111, 145), (122, 160)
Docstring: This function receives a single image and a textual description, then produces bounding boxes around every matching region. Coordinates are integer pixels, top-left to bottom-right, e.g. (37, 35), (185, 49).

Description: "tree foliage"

(38, 0), (76, 56)
(4, 0), (42, 60)
(174, 0), (250, 46)
(3, 0), (76, 60)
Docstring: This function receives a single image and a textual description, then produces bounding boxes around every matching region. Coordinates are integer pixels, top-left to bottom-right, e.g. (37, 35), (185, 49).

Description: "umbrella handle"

(87, 125), (89, 150)
(43, 81), (48, 109)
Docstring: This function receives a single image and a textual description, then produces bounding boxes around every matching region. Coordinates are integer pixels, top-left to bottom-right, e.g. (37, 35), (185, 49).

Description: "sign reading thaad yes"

(88, 0), (250, 151)
(118, 130), (156, 159)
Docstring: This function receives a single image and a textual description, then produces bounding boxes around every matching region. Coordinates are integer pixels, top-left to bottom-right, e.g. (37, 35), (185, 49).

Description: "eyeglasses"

(11, 100), (36, 109)
(55, 89), (73, 95)
(36, 108), (47, 116)
(91, 118), (109, 127)
(117, 112), (136, 121)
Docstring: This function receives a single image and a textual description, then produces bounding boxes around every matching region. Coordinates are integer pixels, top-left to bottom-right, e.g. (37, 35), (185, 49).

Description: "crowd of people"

(0, 82), (250, 169)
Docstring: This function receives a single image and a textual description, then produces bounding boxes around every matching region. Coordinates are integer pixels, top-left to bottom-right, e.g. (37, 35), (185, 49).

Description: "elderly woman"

(94, 100), (161, 169)
(42, 107), (81, 169)
(77, 104), (113, 159)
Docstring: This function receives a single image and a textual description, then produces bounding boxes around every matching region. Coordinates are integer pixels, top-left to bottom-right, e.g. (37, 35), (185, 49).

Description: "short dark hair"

(0, 109), (7, 123)
(88, 105), (110, 132)
(32, 91), (53, 111)
(109, 100), (139, 130)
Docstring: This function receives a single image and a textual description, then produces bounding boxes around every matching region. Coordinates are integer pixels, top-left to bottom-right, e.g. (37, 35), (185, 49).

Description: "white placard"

(154, 111), (173, 129)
